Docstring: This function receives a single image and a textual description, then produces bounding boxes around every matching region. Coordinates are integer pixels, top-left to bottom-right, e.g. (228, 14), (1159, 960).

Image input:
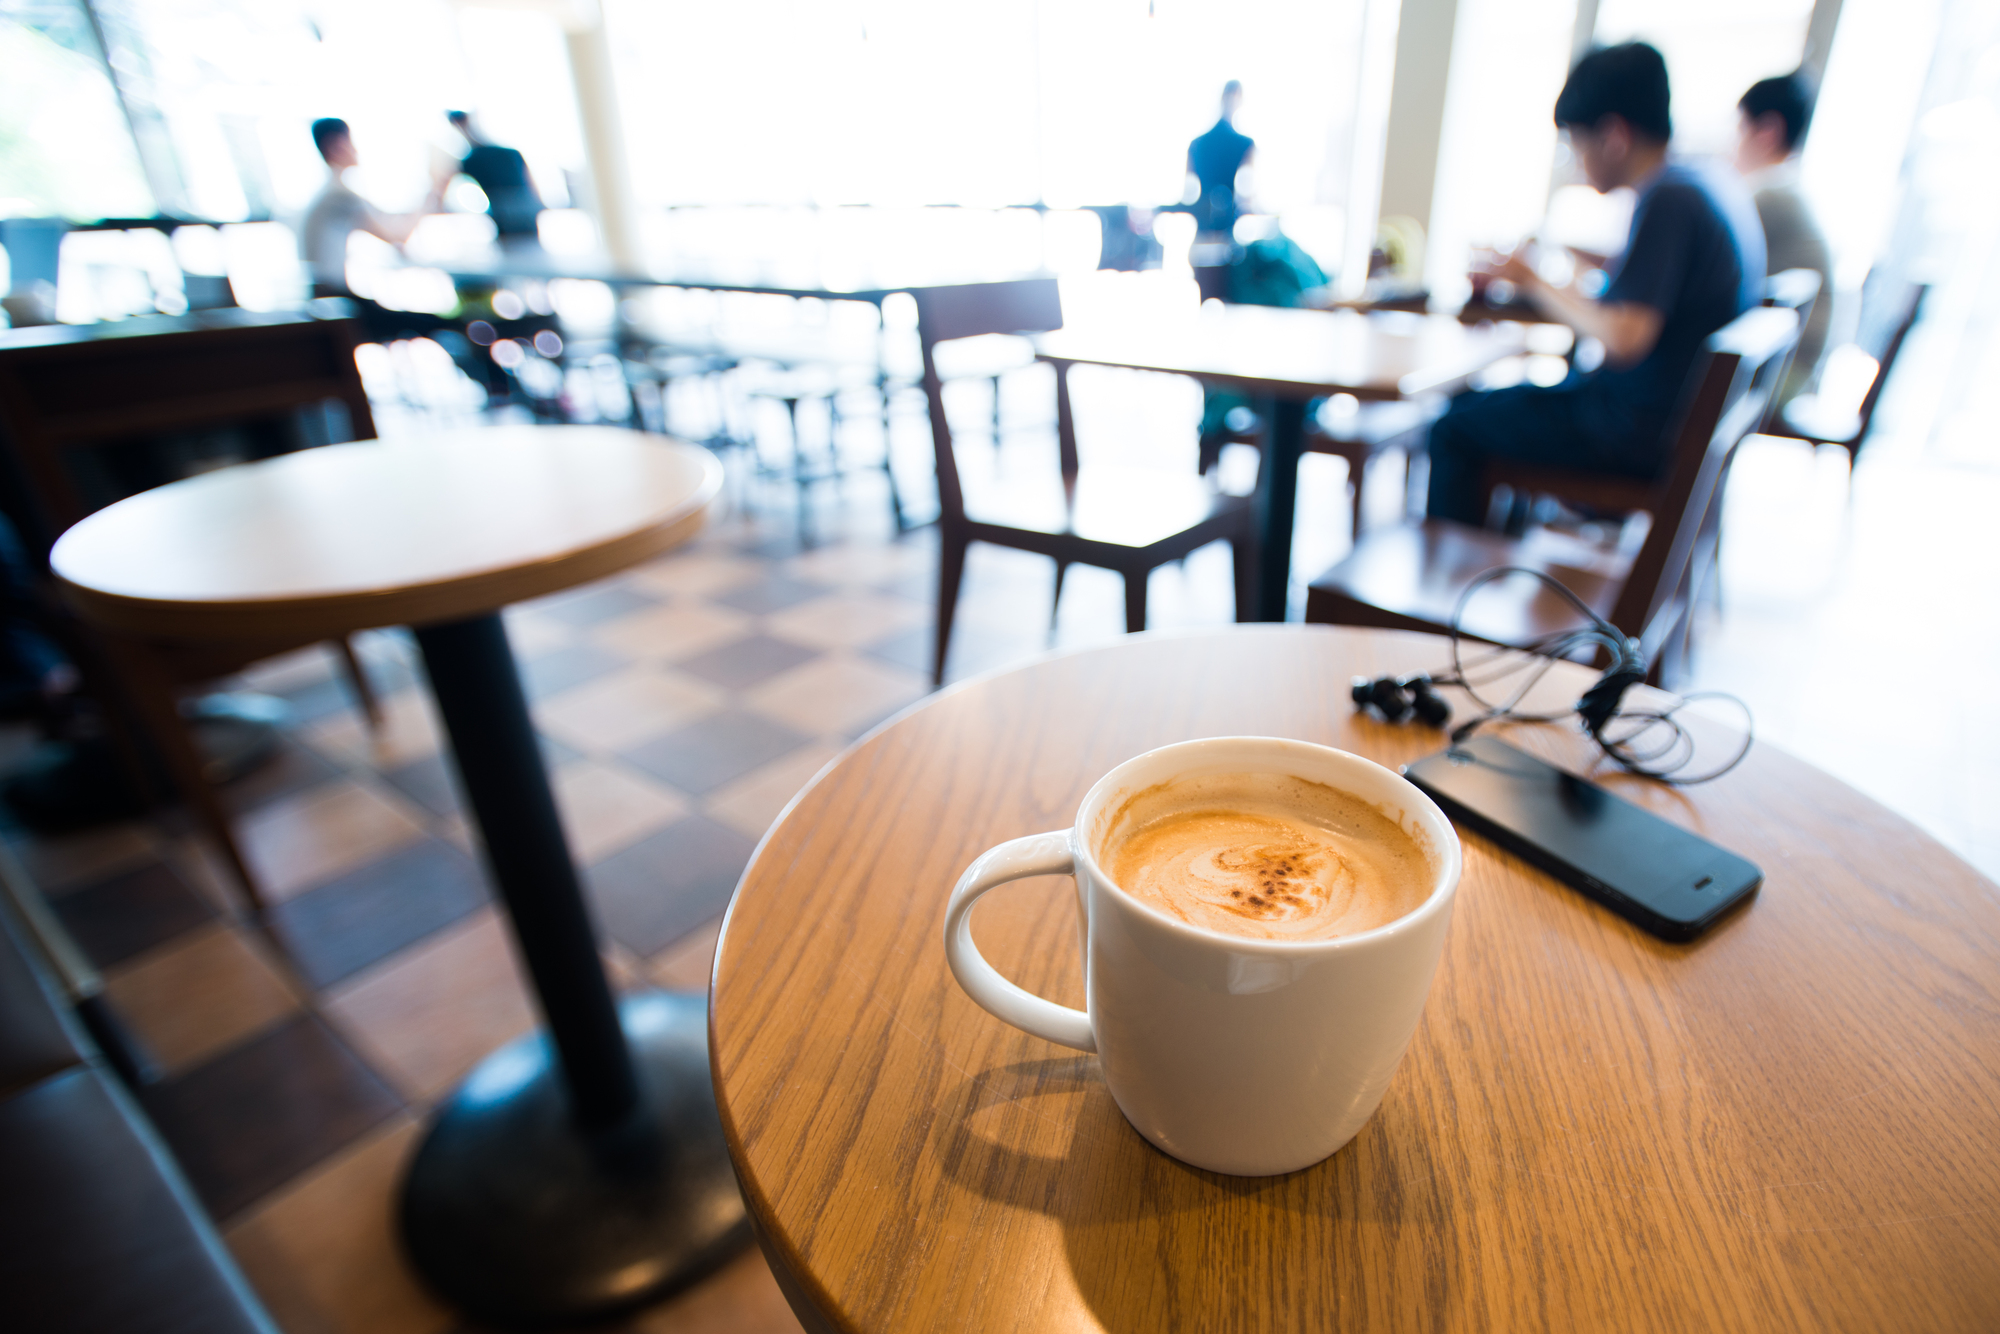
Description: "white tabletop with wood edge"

(49, 424), (719, 641)
(710, 626), (2000, 1334)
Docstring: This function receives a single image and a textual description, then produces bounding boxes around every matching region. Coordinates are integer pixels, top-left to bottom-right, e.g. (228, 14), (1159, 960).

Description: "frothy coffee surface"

(1102, 773), (1431, 942)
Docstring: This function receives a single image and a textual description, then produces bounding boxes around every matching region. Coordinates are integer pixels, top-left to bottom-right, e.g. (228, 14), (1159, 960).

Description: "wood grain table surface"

(50, 425), (720, 640)
(1034, 304), (1527, 402)
(710, 626), (2000, 1334)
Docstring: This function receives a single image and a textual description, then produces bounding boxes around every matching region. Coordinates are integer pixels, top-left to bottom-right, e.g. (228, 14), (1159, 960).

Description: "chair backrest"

(0, 308), (375, 539)
(1851, 270), (1927, 449)
(1764, 268), (1822, 315)
(1609, 304), (1798, 662)
(913, 278), (1063, 522)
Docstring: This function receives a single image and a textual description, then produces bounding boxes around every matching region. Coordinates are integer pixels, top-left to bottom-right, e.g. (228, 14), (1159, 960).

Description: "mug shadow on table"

(933, 1055), (1481, 1334)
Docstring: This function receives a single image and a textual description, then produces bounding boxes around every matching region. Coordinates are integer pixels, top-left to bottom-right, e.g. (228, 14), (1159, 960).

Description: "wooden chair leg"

(934, 531), (969, 687)
(1051, 560), (1070, 630)
(1230, 532), (1256, 623)
(332, 636), (382, 733)
(1348, 453), (1368, 539)
(100, 635), (265, 914)
(991, 373), (1004, 451)
(1123, 568), (1149, 635)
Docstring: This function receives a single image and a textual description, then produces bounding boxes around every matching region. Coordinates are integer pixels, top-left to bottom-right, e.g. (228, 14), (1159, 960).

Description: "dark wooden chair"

(0, 308), (385, 909)
(916, 279), (1254, 685)
(1305, 305), (1798, 684)
(1773, 269), (1927, 468)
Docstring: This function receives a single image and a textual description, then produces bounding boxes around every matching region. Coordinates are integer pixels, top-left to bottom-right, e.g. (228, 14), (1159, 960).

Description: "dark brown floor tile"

(618, 711), (813, 796)
(50, 859), (216, 969)
(709, 575), (831, 615)
(586, 816), (757, 956)
(270, 839), (489, 989)
(139, 1013), (402, 1223)
(674, 634), (821, 689)
(520, 641), (629, 700)
(381, 754), (461, 818)
(529, 583), (661, 628)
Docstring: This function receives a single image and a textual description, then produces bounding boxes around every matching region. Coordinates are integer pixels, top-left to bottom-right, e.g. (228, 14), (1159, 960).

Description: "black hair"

(1739, 72), (1814, 151)
(1554, 42), (1671, 143)
(310, 117), (350, 160)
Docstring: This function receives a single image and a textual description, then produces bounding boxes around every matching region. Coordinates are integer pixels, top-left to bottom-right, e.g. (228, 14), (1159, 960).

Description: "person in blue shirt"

(1187, 81), (1255, 238)
(1425, 42), (1765, 526)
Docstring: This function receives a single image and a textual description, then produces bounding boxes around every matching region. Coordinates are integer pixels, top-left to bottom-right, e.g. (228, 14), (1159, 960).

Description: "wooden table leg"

(398, 612), (747, 1328)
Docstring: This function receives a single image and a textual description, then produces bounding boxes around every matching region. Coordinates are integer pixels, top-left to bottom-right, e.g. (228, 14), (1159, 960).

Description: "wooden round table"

(711, 626), (2000, 1333)
(53, 426), (745, 1328)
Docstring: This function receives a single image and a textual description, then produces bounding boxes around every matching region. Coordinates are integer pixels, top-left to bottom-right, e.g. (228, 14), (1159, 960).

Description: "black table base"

(403, 614), (746, 1327)
(400, 991), (748, 1326)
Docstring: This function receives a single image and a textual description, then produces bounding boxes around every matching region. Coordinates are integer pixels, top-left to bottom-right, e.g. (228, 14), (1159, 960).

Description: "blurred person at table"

(446, 110), (545, 248)
(1425, 43), (1764, 527)
(301, 117), (444, 303)
(1187, 81), (1255, 239)
(1736, 72), (1832, 404)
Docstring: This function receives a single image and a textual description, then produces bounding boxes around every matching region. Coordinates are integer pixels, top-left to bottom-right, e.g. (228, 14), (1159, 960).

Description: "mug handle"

(943, 831), (1096, 1053)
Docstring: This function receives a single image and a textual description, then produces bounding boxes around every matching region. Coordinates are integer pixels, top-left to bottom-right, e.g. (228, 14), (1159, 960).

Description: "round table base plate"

(400, 991), (749, 1328)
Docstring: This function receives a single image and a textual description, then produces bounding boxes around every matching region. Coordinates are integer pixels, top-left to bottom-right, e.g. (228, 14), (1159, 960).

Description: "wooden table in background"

(53, 426), (748, 1328)
(1036, 308), (1526, 620)
(711, 626), (2000, 1333)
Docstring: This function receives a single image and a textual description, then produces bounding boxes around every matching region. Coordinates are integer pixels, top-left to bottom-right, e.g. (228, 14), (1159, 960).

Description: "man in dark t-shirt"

(447, 110), (544, 241)
(1187, 81), (1255, 238)
(1425, 43), (1765, 525)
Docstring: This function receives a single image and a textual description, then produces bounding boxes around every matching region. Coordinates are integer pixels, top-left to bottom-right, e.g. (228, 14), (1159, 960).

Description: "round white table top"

(52, 426), (721, 639)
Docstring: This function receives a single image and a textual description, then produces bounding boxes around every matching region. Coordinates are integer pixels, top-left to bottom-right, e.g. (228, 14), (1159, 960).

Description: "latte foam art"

(1102, 776), (1431, 942)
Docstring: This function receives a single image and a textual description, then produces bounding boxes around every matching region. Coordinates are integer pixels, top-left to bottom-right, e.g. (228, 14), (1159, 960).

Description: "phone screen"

(1403, 735), (1761, 941)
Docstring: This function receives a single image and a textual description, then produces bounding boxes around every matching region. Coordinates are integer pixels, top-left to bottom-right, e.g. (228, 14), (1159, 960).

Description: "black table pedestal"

(401, 614), (746, 1327)
(1254, 395), (1309, 621)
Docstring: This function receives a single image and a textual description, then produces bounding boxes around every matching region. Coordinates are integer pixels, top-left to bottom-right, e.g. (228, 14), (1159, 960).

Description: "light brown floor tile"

(645, 915), (725, 994)
(535, 666), (725, 753)
(323, 909), (536, 1104)
(742, 655), (926, 738)
(763, 591), (928, 650)
(103, 922), (303, 1076)
(553, 758), (689, 866)
(701, 741), (844, 841)
(624, 550), (762, 597)
(225, 1115), (453, 1334)
(501, 607), (579, 657)
(11, 821), (160, 893)
(604, 940), (644, 991)
(783, 538), (933, 589)
(238, 779), (428, 904)
(589, 600), (754, 664)
(619, 1245), (805, 1334)
(304, 687), (443, 770)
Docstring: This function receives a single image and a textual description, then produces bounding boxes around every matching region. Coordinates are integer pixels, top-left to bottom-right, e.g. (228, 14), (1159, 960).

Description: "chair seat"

(1309, 397), (1436, 450)
(1305, 520), (1627, 645)
(1778, 394), (1862, 447)
(930, 334), (1037, 383)
(963, 464), (1249, 555)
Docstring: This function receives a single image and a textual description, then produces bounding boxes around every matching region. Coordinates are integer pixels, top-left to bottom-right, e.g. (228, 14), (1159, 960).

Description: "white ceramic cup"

(944, 736), (1462, 1176)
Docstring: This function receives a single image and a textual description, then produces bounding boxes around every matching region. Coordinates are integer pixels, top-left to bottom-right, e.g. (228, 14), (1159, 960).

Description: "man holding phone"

(1424, 42), (1765, 527)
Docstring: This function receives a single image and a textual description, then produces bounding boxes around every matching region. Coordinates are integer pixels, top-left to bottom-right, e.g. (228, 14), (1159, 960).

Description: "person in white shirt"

(1735, 73), (1833, 403)
(300, 117), (442, 299)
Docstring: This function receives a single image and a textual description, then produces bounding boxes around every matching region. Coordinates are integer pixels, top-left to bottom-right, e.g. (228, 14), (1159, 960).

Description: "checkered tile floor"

(6, 417), (1251, 1333)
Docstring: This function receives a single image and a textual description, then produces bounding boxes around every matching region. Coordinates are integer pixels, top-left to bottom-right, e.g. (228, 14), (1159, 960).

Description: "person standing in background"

(446, 110), (545, 247)
(1187, 81), (1255, 239)
(1736, 72), (1833, 404)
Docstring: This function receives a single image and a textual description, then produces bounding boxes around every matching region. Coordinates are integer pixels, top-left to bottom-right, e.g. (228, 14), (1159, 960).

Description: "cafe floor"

(4, 347), (1994, 1334)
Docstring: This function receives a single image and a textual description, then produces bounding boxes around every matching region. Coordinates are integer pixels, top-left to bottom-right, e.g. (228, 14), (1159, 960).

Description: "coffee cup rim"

(1073, 736), (1462, 953)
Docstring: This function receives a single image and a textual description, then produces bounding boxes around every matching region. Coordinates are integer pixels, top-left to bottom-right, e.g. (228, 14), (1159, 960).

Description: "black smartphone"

(1403, 734), (1761, 941)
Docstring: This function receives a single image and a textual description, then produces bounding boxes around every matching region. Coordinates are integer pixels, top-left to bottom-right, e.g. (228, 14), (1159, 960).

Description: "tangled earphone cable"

(1353, 566), (1754, 786)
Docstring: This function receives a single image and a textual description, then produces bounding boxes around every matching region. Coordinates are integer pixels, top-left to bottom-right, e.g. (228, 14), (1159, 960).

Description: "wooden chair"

(0, 308), (385, 909)
(1305, 305), (1798, 684)
(1773, 269), (1927, 468)
(917, 279), (1254, 686)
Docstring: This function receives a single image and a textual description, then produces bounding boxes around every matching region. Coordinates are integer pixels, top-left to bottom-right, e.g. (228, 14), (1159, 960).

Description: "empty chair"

(1775, 268), (1926, 468)
(916, 278), (1254, 686)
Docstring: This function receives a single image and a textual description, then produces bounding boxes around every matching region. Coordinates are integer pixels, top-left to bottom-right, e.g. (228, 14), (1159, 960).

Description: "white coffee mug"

(944, 736), (1462, 1176)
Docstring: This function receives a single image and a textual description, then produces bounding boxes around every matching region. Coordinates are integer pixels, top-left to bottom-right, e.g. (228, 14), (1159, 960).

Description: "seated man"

(1737, 72), (1833, 404)
(1426, 42), (1765, 526)
(299, 117), (447, 342)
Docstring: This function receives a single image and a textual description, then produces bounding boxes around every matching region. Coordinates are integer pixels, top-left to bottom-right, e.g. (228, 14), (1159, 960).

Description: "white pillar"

(563, 6), (643, 269)
(1374, 0), (1461, 281)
